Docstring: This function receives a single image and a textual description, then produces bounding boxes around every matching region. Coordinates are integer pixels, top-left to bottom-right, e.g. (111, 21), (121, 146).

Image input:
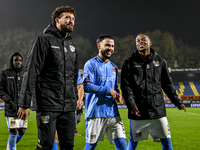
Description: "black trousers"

(35, 111), (75, 150)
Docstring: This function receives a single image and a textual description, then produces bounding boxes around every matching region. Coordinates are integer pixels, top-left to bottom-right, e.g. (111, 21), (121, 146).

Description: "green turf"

(0, 108), (200, 150)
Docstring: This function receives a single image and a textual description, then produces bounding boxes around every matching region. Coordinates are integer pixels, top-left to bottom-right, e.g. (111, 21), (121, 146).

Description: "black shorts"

(35, 111), (75, 150)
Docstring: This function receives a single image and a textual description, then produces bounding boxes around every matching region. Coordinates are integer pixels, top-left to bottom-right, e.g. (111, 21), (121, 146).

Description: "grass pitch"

(0, 108), (200, 150)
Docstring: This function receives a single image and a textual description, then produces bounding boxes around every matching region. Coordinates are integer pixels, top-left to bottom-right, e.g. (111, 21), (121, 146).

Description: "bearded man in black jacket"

(0, 52), (26, 150)
(121, 33), (186, 150)
(17, 6), (79, 150)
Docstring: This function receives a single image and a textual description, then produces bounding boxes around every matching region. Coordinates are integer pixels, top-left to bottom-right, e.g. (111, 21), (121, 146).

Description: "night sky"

(0, 0), (199, 47)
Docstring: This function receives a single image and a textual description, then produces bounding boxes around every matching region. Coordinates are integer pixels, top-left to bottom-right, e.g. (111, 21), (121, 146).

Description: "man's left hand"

(76, 100), (82, 110)
(178, 104), (186, 112)
(116, 94), (123, 103)
(17, 107), (30, 120)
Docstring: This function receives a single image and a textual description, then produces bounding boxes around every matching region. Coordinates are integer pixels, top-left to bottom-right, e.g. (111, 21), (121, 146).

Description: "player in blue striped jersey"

(83, 34), (126, 150)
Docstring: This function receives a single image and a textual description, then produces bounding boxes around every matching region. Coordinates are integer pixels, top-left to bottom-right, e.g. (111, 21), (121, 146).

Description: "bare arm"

(76, 84), (84, 110)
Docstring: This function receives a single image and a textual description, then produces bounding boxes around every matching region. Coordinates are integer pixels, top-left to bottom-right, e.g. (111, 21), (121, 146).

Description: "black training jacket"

(0, 52), (24, 117)
(18, 23), (79, 112)
(121, 48), (182, 120)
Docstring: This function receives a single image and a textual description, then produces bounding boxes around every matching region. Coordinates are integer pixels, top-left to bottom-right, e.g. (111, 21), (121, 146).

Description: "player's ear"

(55, 18), (59, 23)
(97, 43), (101, 50)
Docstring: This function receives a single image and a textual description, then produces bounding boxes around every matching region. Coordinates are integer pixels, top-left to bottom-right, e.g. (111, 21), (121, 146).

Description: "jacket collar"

(43, 23), (72, 40)
(131, 48), (157, 63)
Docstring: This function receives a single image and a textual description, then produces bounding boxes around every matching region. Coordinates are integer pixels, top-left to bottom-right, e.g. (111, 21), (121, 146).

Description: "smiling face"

(56, 12), (75, 33)
(136, 34), (152, 52)
(98, 38), (115, 60)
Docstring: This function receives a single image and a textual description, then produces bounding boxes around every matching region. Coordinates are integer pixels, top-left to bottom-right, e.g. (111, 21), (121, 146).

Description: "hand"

(116, 94), (123, 103)
(178, 104), (186, 112)
(76, 100), (82, 110)
(131, 107), (141, 116)
(110, 88), (118, 99)
(17, 107), (30, 121)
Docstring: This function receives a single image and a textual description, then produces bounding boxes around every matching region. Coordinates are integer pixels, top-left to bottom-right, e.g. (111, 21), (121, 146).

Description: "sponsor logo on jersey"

(98, 76), (114, 81)
(153, 61), (159, 67)
(70, 45), (75, 52)
(134, 65), (141, 68)
(64, 47), (67, 52)
(111, 67), (116, 74)
(7, 77), (14, 79)
(51, 45), (60, 49)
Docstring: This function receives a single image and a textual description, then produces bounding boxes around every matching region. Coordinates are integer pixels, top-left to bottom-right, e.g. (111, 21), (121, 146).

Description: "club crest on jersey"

(41, 115), (49, 124)
(69, 45), (75, 52)
(153, 61), (159, 67)
(111, 67), (116, 74)
(11, 120), (15, 126)
(135, 132), (141, 137)
(91, 134), (96, 140)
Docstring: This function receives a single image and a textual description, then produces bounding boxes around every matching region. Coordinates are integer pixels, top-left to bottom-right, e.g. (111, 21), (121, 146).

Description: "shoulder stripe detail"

(84, 80), (93, 83)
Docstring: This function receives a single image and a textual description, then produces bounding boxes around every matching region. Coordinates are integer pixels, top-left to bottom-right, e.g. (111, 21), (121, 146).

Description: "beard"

(60, 23), (74, 33)
(101, 49), (111, 59)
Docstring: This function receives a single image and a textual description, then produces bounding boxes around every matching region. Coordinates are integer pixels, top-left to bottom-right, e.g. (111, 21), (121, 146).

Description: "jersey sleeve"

(77, 71), (83, 85)
(18, 36), (48, 108)
(0, 71), (12, 102)
(83, 61), (94, 83)
(114, 66), (120, 94)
